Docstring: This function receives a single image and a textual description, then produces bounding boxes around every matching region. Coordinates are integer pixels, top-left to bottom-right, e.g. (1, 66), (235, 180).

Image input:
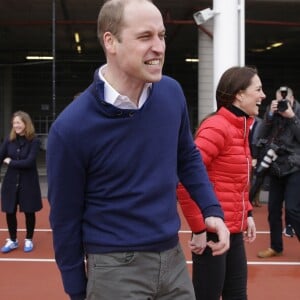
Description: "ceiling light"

(76, 45), (82, 54)
(185, 58), (199, 63)
(270, 42), (283, 48)
(250, 41), (283, 53)
(250, 48), (266, 53)
(74, 32), (80, 43)
(26, 56), (53, 60)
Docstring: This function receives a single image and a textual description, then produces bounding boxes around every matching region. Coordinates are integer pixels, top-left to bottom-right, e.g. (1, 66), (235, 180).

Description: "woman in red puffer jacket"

(178, 66), (266, 300)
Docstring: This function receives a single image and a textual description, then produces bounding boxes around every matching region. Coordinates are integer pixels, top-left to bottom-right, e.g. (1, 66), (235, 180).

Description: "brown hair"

(216, 66), (258, 110)
(9, 110), (36, 141)
(97, 0), (153, 49)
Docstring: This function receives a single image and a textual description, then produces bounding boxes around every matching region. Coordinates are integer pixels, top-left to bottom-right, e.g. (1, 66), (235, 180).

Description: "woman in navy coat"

(0, 111), (42, 253)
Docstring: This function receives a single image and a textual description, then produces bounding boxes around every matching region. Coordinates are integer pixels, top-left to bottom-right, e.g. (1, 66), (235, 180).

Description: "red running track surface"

(0, 201), (299, 300)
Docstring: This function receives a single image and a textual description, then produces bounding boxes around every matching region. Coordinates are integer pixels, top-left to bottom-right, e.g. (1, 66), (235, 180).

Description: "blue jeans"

(268, 171), (300, 252)
(192, 232), (247, 300)
(86, 243), (195, 300)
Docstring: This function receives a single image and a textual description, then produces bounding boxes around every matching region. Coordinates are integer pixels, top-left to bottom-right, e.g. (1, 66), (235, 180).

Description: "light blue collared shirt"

(99, 65), (151, 109)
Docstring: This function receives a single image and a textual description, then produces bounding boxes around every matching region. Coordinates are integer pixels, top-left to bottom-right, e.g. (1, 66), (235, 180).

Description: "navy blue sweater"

(47, 69), (223, 299)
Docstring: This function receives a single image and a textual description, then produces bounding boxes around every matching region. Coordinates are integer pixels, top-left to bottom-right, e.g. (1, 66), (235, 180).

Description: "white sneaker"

(1, 238), (18, 253)
(24, 239), (34, 252)
(283, 225), (294, 238)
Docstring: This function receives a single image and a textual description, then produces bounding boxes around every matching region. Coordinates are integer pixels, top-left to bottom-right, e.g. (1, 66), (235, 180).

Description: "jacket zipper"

(241, 117), (250, 231)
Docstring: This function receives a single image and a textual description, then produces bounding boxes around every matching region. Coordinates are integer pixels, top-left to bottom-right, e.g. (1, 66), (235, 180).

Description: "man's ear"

(103, 32), (117, 54)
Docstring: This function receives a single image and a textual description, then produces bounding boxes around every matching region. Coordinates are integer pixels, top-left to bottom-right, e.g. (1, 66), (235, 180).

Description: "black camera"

(250, 141), (282, 202)
(255, 143), (279, 174)
(277, 99), (289, 112)
(277, 86), (289, 112)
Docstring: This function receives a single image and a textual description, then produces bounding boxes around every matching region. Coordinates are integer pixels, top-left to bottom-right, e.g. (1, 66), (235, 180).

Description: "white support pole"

(238, 0), (245, 67)
(196, 0), (245, 121)
(213, 0), (245, 108)
(197, 20), (214, 123)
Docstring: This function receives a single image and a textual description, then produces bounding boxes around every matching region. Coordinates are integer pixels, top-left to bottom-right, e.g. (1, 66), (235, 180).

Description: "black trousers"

(6, 212), (36, 241)
(192, 232), (247, 300)
(268, 171), (300, 252)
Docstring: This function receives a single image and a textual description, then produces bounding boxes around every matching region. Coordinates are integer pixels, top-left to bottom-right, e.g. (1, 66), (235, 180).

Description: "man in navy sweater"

(47, 0), (229, 299)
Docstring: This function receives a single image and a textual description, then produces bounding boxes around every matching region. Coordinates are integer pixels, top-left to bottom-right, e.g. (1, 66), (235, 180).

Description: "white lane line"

(0, 258), (55, 262)
(1, 230), (297, 266)
(179, 230), (274, 234)
(0, 230), (271, 234)
(1, 258), (299, 266)
(248, 261), (300, 265)
(0, 228), (52, 232)
(186, 260), (300, 266)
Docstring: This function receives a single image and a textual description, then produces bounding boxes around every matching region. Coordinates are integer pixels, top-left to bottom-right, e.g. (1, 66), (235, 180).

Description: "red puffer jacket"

(178, 107), (253, 233)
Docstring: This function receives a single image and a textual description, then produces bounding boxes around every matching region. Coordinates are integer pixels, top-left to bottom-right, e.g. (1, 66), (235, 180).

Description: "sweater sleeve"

(176, 183), (206, 232)
(47, 124), (87, 298)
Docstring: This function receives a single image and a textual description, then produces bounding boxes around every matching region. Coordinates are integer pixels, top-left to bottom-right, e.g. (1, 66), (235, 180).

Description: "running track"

(0, 201), (299, 299)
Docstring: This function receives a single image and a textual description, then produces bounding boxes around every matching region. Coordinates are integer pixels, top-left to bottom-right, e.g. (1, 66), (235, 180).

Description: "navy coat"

(0, 136), (42, 213)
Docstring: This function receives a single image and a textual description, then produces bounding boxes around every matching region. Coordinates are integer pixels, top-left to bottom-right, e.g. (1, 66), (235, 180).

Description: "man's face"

(113, 1), (166, 85)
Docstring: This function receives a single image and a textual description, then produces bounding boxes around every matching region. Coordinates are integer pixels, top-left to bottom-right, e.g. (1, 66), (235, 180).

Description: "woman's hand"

(244, 216), (256, 243)
(189, 231), (207, 255)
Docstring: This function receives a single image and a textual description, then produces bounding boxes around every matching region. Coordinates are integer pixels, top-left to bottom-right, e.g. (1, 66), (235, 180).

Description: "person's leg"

(23, 212), (35, 252)
(86, 243), (195, 300)
(24, 212), (36, 239)
(268, 175), (285, 252)
(1, 212), (19, 252)
(284, 209), (294, 237)
(284, 171), (300, 242)
(1, 199), (19, 253)
(284, 210), (291, 227)
(6, 212), (18, 241)
(222, 233), (247, 300)
(157, 243), (196, 300)
(192, 233), (226, 300)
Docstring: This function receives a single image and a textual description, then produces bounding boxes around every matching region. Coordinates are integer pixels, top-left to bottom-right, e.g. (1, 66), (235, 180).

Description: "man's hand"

(204, 217), (230, 256)
(189, 231), (207, 255)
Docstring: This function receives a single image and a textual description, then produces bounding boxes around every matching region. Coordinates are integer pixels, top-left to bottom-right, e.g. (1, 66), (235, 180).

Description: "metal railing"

(34, 116), (53, 151)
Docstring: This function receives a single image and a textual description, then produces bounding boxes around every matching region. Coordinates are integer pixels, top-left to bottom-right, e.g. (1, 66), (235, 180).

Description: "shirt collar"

(98, 65), (151, 109)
